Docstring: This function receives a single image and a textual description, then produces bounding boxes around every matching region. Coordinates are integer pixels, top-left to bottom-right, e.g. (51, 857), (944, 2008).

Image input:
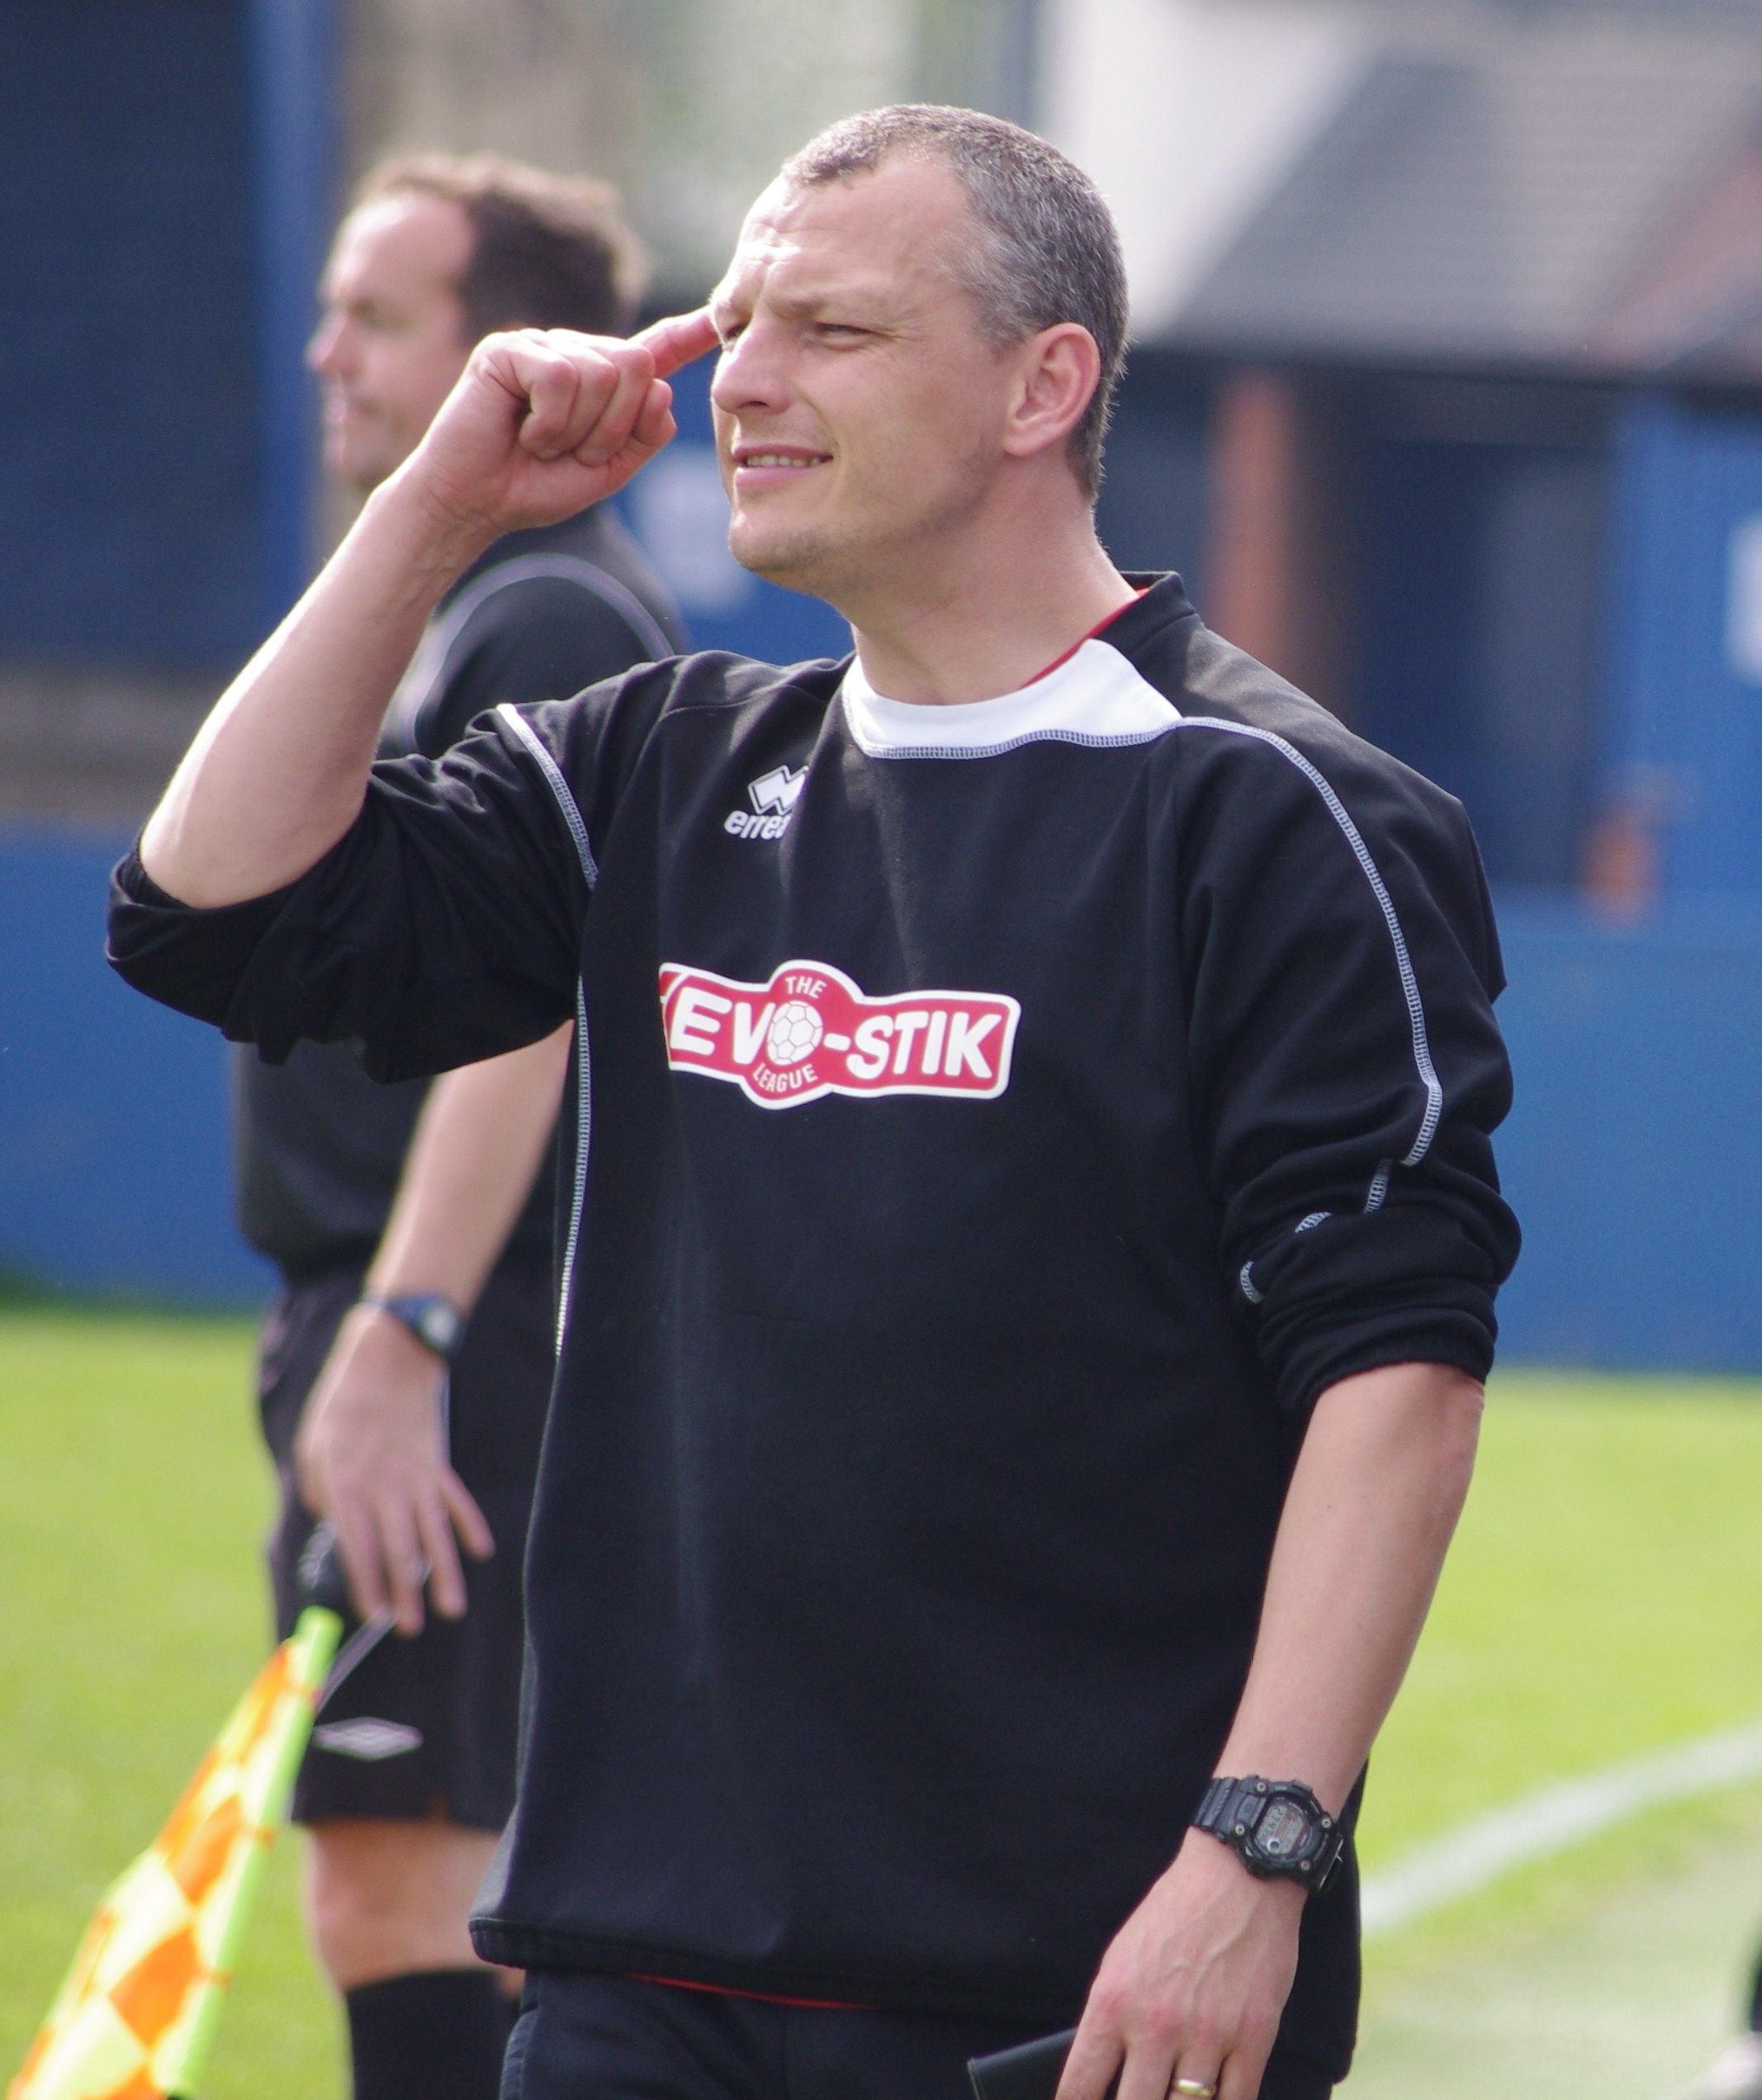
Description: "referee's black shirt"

(232, 505), (684, 1281)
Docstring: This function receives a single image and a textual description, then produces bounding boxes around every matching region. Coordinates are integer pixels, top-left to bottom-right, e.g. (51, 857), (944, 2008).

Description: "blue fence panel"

(0, 832), (270, 1306)
(0, 0), (263, 666)
(1605, 395), (1762, 897)
(248, 0), (338, 622)
(1494, 888), (1762, 1370)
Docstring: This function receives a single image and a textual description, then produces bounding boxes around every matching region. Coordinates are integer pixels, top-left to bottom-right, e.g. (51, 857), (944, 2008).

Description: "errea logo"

(724, 764), (805, 841)
(660, 959), (1020, 1108)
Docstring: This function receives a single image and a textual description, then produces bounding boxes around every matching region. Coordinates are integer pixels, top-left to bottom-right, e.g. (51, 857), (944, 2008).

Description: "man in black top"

(234, 153), (681, 2100)
(113, 108), (1518, 2100)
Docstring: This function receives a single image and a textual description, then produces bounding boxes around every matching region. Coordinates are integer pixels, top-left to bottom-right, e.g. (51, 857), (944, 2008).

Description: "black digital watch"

(1191, 1775), (1344, 1890)
(360, 1290), (467, 1363)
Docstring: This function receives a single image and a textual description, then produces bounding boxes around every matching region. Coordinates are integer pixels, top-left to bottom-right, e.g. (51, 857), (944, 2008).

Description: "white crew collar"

(841, 638), (1180, 759)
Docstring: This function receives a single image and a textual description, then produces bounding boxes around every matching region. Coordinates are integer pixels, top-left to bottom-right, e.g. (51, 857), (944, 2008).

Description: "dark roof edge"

(1139, 329), (1762, 395)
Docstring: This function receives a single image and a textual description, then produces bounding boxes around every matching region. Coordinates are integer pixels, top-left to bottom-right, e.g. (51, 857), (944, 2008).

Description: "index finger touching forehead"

(632, 306), (721, 378)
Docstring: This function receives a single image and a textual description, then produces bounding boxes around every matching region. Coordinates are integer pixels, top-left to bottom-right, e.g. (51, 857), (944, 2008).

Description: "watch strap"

(1192, 1774), (1344, 1891)
(360, 1290), (467, 1363)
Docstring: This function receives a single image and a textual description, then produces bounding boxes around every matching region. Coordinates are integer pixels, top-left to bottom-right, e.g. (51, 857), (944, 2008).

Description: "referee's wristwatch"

(1191, 1775), (1344, 1891)
(359, 1290), (467, 1363)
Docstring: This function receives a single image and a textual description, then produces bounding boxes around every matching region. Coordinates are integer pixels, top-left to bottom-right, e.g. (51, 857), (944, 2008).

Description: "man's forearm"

(365, 1024), (574, 1311)
(1214, 1358), (1484, 1811)
(137, 315), (709, 911)
(293, 1025), (572, 1630)
(140, 476), (489, 908)
(1059, 1360), (1483, 2100)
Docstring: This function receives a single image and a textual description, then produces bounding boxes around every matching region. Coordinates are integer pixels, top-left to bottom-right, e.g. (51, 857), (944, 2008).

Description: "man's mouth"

(733, 446), (831, 473)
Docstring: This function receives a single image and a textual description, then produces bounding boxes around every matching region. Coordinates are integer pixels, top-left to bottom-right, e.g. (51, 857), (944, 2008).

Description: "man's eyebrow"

(708, 256), (903, 337)
(708, 268), (756, 322)
(764, 279), (898, 326)
(708, 287), (855, 334)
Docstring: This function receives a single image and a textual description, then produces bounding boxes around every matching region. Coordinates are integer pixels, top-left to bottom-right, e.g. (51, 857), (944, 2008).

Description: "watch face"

(417, 1305), (461, 1353)
(1255, 1796), (1315, 1862)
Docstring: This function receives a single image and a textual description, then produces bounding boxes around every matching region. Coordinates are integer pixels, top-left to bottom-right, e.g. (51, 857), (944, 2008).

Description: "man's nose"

(709, 320), (791, 416)
(306, 311), (349, 377)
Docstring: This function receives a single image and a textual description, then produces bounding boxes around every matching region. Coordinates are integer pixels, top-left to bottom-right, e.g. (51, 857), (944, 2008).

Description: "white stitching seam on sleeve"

(495, 703), (597, 1349)
(1177, 718), (1446, 1183)
(495, 704), (599, 887)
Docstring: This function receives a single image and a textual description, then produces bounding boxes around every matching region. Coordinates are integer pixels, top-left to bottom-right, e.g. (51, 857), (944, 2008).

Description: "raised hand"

(400, 306), (722, 548)
(139, 309), (720, 911)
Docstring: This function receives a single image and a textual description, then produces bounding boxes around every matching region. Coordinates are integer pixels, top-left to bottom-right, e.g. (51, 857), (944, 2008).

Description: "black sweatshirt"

(109, 575), (1518, 2075)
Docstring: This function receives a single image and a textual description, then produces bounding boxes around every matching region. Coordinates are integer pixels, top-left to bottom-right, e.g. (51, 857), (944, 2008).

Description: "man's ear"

(1001, 324), (1101, 463)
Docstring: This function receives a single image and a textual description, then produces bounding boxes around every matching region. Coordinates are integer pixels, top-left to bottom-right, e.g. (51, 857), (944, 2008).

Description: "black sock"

(345, 1969), (517, 2100)
(1750, 1945), (1762, 2032)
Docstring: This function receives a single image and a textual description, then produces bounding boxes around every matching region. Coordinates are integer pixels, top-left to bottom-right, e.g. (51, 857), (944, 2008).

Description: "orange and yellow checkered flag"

(10, 1606), (342, 2100)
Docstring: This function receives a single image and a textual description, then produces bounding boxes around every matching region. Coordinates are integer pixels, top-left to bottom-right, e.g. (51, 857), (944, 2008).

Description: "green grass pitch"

(4, 1309), (1762, 2098)
(0, 1310), (339, 2100)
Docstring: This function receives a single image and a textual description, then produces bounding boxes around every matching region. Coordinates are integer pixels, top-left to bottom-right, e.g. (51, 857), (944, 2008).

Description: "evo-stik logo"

(660, 959), (1021, 1108)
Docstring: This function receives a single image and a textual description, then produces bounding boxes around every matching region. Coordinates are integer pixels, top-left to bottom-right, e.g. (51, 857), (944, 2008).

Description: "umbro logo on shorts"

(312, 1718), (424, 1761)
(723, 763), (805, 841)
(660, 959), (1020, 1108)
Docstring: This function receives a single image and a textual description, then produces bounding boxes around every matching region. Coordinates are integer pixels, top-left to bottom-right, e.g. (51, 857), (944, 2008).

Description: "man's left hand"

(294, 1304), (494, 1635)
(1057, 1836), (1303, 2100)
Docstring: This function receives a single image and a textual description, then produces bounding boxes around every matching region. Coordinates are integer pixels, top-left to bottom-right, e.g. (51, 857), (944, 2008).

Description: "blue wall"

(1092, 351), (1211, 595)
(0, 0), (339, 665)
(1359, 428), (1608, 889)
(0, 0), (265, 666)
(1494, 891), (1762, 1369)
(0, 834), (271, 1305)
(1605, 394), (1762, 894)
(249, 0), (338, 619)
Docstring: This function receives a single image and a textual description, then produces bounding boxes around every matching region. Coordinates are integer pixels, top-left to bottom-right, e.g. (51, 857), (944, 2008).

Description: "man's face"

(307, 193), (476, 493)
(708, 159), (1024, 602)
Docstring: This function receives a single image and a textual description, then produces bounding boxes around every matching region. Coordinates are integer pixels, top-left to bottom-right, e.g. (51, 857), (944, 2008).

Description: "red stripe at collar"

(1025, 590), (1147, 686)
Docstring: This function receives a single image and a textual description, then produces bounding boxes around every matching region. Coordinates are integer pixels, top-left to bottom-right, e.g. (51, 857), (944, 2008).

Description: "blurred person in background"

(114, 107), (1518, 2100)
(234, 153), (682, 2100)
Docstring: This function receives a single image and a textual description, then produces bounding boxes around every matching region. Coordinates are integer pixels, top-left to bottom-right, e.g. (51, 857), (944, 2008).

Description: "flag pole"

(10, 1540), (348, 2100)
(163, 1604), (341, 2098)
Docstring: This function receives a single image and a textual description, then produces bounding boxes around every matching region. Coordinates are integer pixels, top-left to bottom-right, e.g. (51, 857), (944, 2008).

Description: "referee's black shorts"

(259, 1244), (554, 1830)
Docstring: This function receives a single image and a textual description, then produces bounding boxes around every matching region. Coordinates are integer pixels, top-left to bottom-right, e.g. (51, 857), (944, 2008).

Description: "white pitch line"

(1360, 1714), (1762, 1937)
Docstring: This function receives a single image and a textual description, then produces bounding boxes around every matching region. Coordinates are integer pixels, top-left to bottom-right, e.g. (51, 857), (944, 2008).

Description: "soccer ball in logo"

(766, 999), (822, 1066)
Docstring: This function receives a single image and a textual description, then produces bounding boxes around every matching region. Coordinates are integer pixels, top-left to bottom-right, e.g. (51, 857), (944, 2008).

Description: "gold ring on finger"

(1174, 2083), (1217, 2098)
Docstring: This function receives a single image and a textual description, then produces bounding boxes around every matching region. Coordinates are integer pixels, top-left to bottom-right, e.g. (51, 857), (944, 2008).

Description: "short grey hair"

(780, 106), (1127, 501)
